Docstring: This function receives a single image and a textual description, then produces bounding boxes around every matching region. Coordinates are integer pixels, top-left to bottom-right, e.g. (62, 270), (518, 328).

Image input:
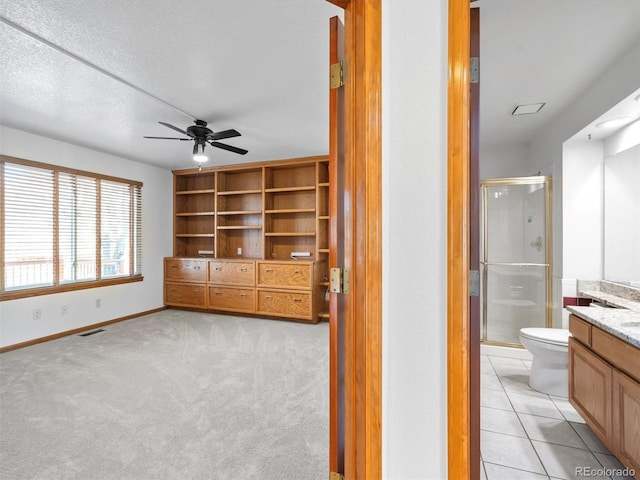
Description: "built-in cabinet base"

(569, 314), (640, 478)
(164, 257), (326, 323)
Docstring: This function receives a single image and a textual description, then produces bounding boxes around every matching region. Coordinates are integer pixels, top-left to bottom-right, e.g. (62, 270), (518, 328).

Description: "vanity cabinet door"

(569, 337), (612, 445)
(612, 370), (640, 473)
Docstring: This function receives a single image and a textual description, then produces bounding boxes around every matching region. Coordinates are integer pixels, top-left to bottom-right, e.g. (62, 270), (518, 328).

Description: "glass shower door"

(481, 177), (551, 346)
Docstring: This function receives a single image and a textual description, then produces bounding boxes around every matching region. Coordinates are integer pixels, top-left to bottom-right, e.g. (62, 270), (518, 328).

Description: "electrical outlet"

(95, 298), (101, 308)
(61, 304), (68, 315)
(237, 247), (242, 255)
(33, 308), (42, 320)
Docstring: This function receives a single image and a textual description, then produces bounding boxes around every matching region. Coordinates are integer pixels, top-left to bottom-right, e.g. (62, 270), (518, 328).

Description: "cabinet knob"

(294, 270), (302, 274)
(240, 268), (247, 272)
(215, 267), (222, 271)
(265, 269), (273, 273)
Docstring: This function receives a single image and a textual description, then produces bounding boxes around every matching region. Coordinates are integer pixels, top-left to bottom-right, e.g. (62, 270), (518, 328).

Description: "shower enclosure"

(481, 176), (552, 346)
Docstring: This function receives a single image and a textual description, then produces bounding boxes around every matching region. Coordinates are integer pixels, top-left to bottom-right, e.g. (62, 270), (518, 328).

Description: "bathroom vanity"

(567, 285), (640, 477)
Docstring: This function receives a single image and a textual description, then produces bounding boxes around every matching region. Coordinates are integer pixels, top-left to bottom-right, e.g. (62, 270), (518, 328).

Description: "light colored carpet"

(0, 310), (329, 480)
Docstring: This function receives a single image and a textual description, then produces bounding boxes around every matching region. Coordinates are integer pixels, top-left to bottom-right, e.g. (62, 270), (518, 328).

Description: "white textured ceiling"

(1, 1), (640, 170)
(1, 0), (341, 169)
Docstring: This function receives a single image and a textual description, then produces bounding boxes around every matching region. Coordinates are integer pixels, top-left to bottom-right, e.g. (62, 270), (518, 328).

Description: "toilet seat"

(520, 328), (570, 347)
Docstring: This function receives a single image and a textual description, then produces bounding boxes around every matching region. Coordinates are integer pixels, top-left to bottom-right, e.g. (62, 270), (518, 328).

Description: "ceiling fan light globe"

(193, 153), (208, 162)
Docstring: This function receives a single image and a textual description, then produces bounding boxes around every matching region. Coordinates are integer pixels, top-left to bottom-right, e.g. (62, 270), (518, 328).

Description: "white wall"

(0, 126), (173, 348)
(382, 1), (448, 478)
(480, 142), (531, 179)
(526, 37), (640, 327)
(561, 140), (604, 280)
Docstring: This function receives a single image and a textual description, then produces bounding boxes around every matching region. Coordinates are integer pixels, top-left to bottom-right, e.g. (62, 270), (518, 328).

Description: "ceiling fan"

(144, 119), (248, 162)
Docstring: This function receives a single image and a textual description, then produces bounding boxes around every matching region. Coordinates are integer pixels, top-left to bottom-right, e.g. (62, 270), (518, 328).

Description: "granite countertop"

(579, 289), (640, 311)
(567, 305), (640, 348)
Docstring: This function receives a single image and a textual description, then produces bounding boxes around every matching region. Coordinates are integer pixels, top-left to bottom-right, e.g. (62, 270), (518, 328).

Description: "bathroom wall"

(480, 143), (531, 179)
(527, 37), (640, 328)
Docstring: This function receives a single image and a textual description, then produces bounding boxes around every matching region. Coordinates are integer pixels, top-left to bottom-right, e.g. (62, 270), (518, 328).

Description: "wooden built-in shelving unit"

(165, 155), (330, 322)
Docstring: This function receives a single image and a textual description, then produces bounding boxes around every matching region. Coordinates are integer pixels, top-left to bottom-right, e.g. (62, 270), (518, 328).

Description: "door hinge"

(469, 269), (480, 297)
(330, 59), (347, 89)
(330, 472), (345, 480)
(470, 57), (479, 84)
(330, 267), (349, 294)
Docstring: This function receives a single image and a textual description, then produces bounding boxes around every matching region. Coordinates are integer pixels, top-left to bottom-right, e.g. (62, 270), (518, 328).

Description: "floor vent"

(78, 329), (105, 337)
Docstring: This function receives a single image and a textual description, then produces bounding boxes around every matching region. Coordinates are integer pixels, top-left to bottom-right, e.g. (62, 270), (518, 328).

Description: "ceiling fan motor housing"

(187, 120), (213, 138)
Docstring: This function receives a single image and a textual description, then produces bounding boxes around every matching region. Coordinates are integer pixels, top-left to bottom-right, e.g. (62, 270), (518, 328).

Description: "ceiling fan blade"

(159, 121), (192, 137)
(143, 136), (191, 140)
(208, 141), (248, 155)
(207, 129), (241, 141)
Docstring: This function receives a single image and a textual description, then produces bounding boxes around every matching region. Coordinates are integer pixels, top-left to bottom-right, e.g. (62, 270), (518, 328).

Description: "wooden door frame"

(326, 0), (473, 478)
(326, 0), (382, 479)
(448, 0), (473, 479)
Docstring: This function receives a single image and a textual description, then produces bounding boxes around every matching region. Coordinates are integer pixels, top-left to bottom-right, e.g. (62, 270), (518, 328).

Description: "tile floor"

(480, 353), (635, 480)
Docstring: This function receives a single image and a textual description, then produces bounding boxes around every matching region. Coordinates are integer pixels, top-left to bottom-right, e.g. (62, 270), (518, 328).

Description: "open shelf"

(176, 189), (215, 195)
(265, 186), (315, 193)
(217, 210), (262, 216)
(217, 189), (263, 196)
(176, 233), (215, 238)
(265, 232), (315, 237)
(217, 225), (263, 230)
(265, 208), (316, 214)
(176, 212), (215, 216)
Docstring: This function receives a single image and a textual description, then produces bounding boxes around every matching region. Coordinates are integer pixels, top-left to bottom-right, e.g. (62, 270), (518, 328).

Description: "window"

(1, 156), (142, 299)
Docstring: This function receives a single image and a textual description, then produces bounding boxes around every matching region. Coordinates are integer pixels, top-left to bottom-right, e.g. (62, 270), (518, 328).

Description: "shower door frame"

(480, 176), (552, 347)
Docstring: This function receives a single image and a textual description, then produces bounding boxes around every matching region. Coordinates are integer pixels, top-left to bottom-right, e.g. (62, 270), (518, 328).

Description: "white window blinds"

(1, 157), (143, 296)
(3, 163), (55, 289)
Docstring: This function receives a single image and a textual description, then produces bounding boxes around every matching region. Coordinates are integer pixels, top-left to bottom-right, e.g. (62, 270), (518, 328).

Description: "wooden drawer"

(208, 260), (255, 286)
(165, 282), (206, 308)
(257, 262), (312, 289)
(208, 286), (255, 313)
(165, 258), (206, 283)
(592, 327), (640, 382)
(569, 314), (591, 346)
(257, 290), (312, 319)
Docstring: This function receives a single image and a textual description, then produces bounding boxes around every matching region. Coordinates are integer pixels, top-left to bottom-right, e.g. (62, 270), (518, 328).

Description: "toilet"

(519, 328), (571, 397)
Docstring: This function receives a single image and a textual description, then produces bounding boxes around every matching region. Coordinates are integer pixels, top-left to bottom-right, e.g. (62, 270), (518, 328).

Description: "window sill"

(0, 275), (144, 301)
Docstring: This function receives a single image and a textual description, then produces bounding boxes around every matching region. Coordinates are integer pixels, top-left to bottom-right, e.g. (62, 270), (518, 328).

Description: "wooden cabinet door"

(612, 370), (640, 473)
(257, 262), (312, 289)
(569, 338), (612, 444)
(165, 258), (207, 283)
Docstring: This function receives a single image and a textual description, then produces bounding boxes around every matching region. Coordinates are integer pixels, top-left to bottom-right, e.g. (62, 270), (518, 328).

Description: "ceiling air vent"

(511, 103), (546, 116)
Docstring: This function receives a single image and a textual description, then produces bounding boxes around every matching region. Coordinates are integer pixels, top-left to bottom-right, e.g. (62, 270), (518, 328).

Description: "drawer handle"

(215, 292), (222, 296)
(215, 267), (222, 271)
(193, 265), (201, 270)
(294, 298), (302, 303)
(240, 294), (247, 298)
(240, 268), (248, 272)
(265, 269), (273, 273)
(265, 295), (273, 300)
(294, 270), (302, 274)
